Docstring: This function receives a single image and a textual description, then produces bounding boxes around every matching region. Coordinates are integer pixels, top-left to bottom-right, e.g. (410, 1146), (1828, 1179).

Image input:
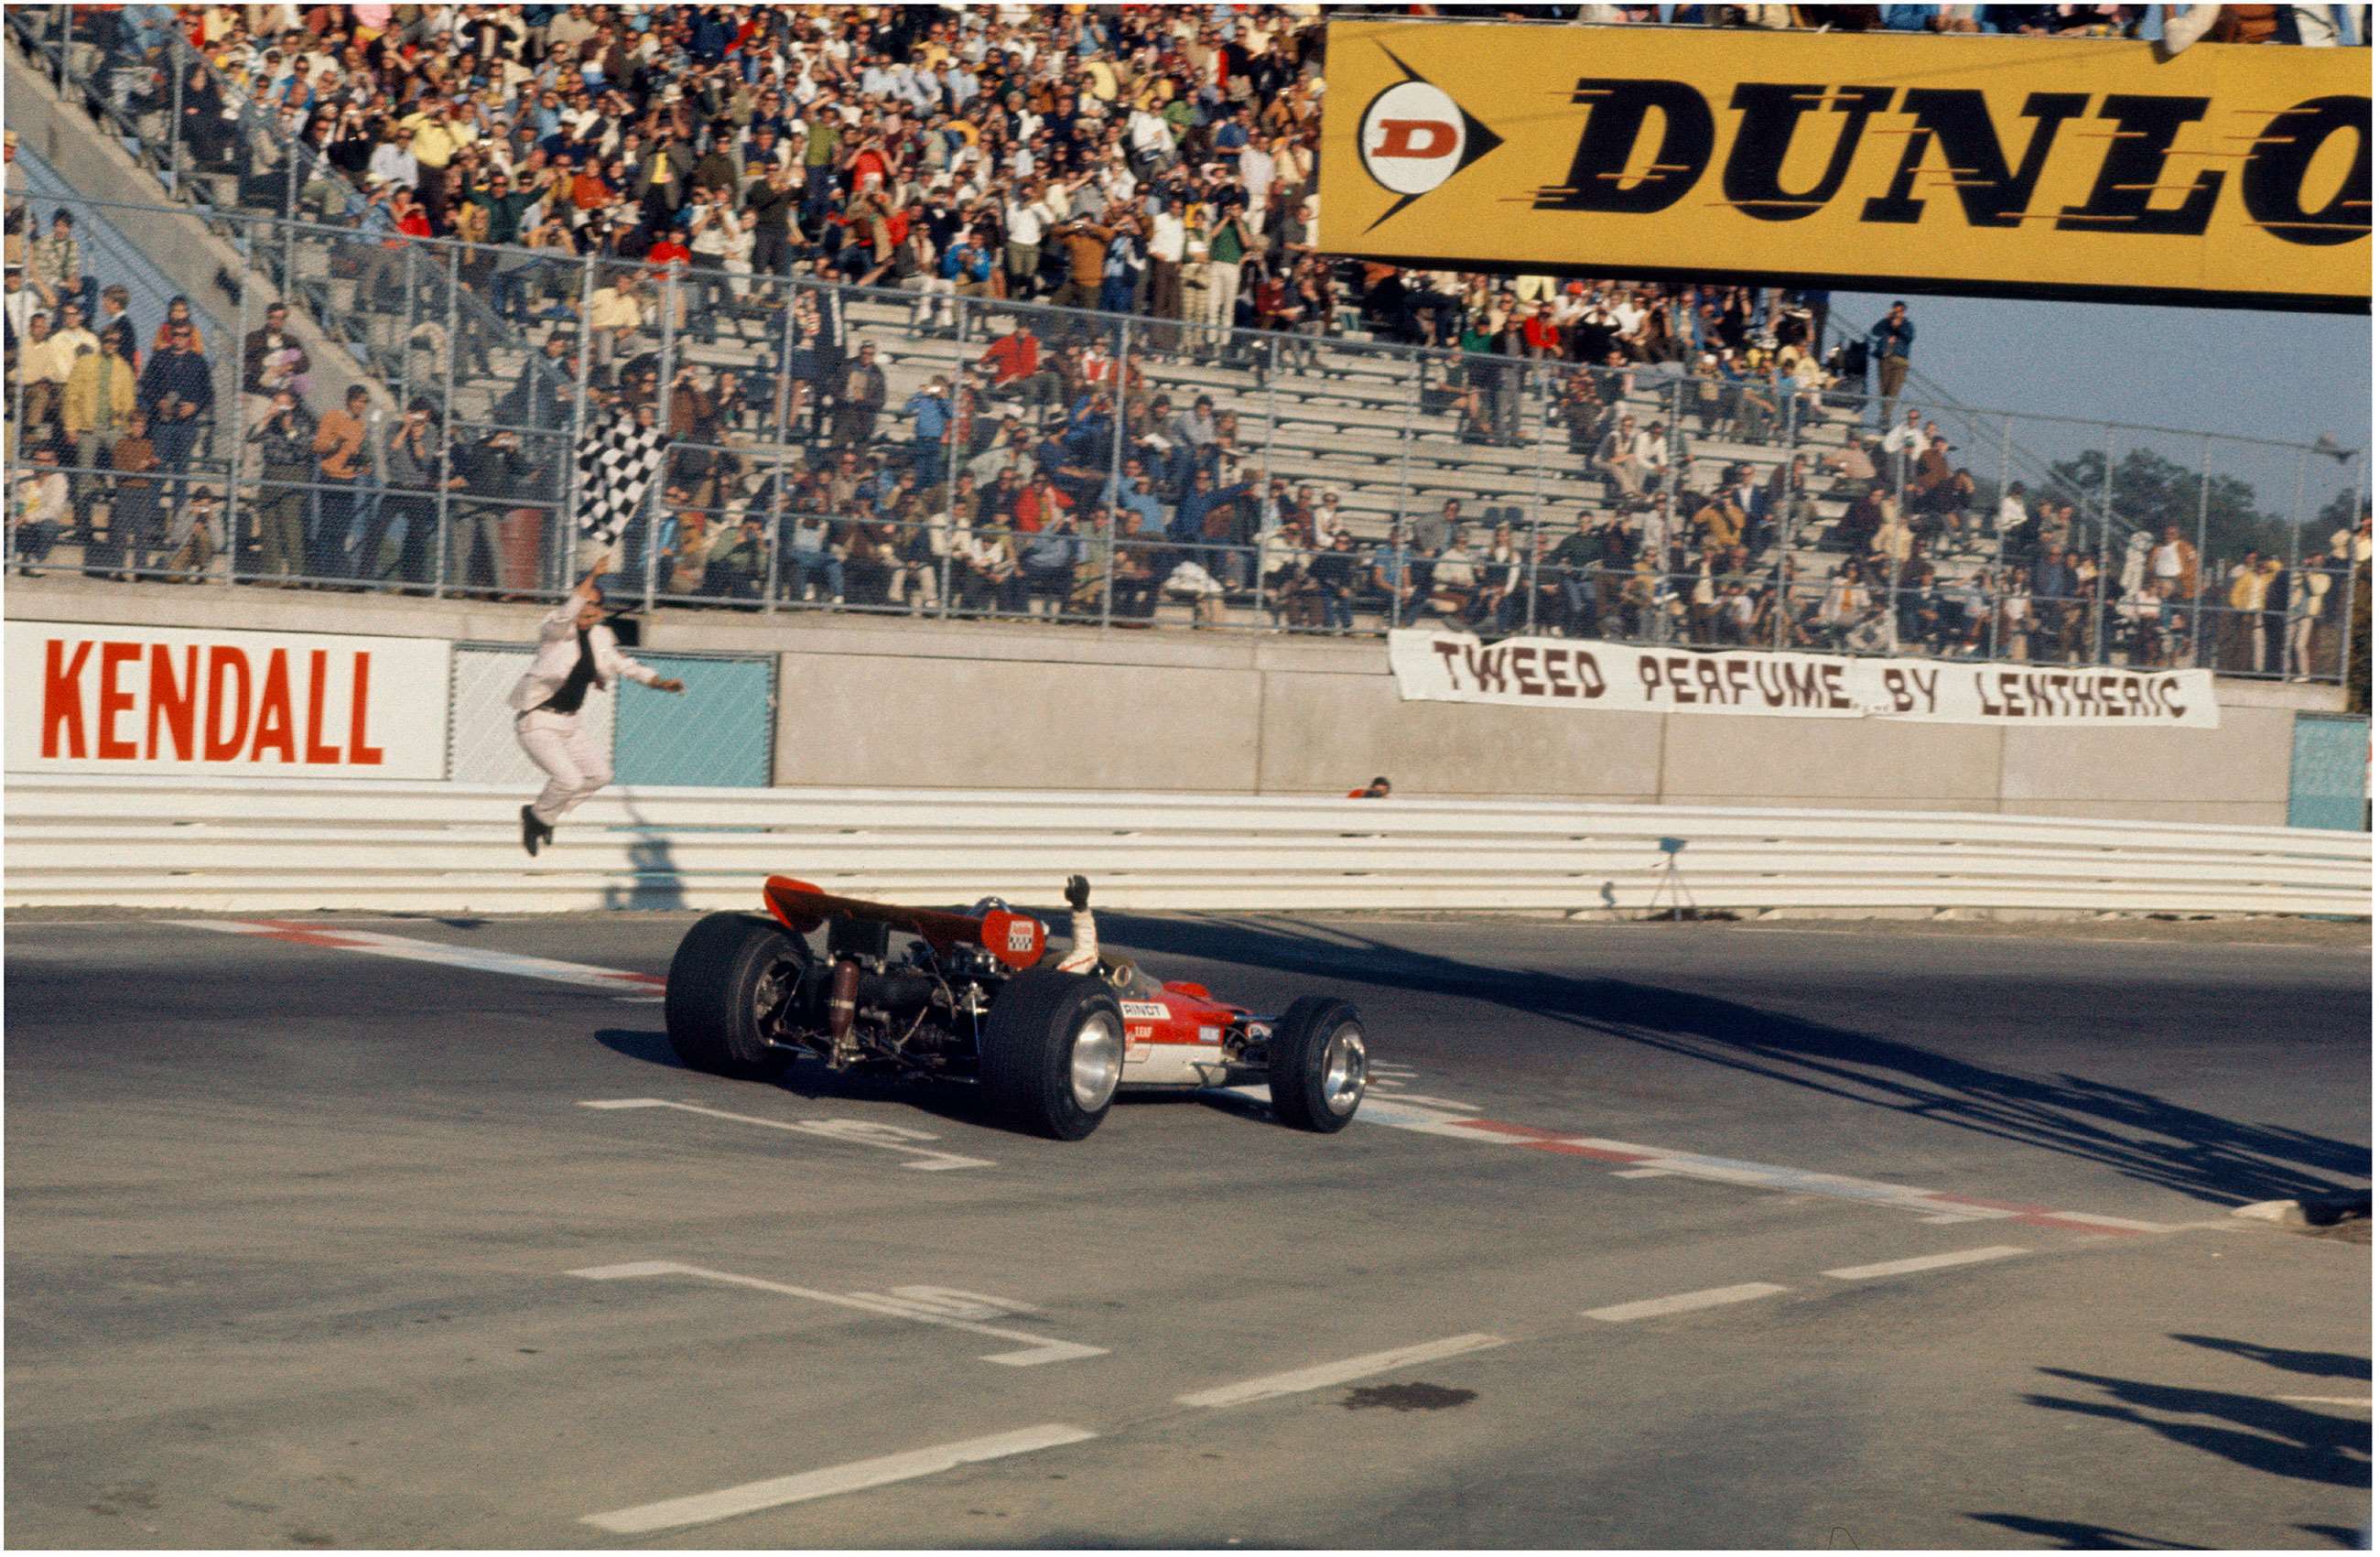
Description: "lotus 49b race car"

(664, 874), (1368, 1141)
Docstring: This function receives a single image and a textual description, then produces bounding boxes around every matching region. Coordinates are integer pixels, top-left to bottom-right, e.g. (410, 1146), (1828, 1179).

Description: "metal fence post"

(166, 50), (183, 194)
(1988, 416), (2012, 661)
(2093, 424), (2115, 665)
(2191, 436), (2212, 671)
(559, 246), (598, 597)
(1393, 351), (1416, 552)
(432, 243), (460, 599)
(1773, 377), (1799, 650)
(59, 5), (73, 91)
(1105, 312), (1129, 631)
(646, 259), (679, 614)
(2286, 446), (2310, 679)
(220, 222), (255, 588)
(940, 288), (968, 622)
(2342, 449), (2368, 691)
(1522, 362), (1552, 633)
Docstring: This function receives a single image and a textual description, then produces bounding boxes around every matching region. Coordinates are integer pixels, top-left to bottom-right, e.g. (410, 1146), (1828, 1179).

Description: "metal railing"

(7, 774), (2369, 915)
(6, 12), (2366, 684)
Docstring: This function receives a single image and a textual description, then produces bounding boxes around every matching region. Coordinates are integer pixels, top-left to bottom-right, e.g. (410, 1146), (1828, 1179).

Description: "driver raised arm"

(1054, 873), (1100, 974)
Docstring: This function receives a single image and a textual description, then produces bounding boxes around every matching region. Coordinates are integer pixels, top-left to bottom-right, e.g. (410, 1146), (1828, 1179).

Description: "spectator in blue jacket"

(903, 376), (952, 481)
(135, 320), (214, 508)
(1169, 467), (1252, 546)
(1019, 513), (1081, 614)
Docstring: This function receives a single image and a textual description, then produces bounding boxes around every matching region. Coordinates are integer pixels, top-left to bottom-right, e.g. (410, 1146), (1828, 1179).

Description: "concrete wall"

(5, 577), (2343, 824)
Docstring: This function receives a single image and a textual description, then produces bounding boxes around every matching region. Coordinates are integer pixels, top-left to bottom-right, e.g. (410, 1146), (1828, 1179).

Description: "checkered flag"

(572, 412), (669, 547)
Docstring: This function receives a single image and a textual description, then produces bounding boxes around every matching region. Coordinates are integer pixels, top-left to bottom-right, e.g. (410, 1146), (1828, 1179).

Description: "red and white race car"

(664, 875), (1368, 1141)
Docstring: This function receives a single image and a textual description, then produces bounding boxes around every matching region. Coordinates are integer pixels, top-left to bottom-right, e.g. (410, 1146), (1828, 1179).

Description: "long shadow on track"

(1087, 913), (2372, 1209)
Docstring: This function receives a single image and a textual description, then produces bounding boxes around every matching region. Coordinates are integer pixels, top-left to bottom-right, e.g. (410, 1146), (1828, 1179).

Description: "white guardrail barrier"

(5, 775), (2370, 917)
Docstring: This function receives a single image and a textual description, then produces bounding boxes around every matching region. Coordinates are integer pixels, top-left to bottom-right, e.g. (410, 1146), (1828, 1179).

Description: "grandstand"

(5, 5), (2366, 687)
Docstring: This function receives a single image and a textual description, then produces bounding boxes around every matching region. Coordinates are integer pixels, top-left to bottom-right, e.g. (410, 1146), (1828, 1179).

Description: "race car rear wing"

(763, 876), (1048, 970)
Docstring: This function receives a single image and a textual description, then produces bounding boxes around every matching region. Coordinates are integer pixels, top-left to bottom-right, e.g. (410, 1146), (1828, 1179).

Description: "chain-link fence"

(7, 12), (2368, 687)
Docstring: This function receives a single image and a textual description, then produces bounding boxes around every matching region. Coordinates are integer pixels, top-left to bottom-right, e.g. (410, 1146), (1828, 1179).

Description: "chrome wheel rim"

(752, 957), (800, 1030)
(1070, 1011), (1124, 1111)
(1321, 1024), (1368, 1115)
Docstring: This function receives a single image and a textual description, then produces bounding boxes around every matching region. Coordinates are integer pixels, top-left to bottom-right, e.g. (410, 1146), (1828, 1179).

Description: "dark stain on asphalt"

(1341, 1382), (1477, 1412)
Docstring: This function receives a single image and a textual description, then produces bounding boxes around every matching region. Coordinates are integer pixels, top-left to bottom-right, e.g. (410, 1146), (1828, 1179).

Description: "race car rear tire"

(665, 912), (805, 1080)
(1267, 997), (1367, 1133)
(979, 969), (1125, 1141)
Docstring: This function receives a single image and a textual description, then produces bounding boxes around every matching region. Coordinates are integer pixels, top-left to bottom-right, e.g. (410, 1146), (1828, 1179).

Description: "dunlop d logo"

(1318, 23), (2371, 310)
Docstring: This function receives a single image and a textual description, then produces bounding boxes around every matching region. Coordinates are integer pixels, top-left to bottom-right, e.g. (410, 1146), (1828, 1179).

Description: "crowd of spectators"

(4, 3), (2367, 681)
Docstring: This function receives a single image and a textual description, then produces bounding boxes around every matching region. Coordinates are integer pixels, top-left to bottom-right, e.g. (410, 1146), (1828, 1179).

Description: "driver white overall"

(1051, 876), (1156, 996)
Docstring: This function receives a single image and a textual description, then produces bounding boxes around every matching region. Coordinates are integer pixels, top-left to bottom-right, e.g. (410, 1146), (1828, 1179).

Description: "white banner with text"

(8, 621), (454, 776)
(1389, 632), (2221, 728)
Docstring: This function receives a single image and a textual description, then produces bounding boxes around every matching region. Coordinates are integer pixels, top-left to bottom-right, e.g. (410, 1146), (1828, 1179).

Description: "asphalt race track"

(6, 910), (2371, 1548)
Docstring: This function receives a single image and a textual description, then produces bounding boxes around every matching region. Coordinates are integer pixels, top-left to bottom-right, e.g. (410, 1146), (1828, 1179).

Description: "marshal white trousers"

(516, 708), (611, 826)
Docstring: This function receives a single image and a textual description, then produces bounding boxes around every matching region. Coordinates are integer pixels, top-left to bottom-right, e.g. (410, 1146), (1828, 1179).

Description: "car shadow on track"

(1087, 913), (2374, 1209)
(592, 1025), (993, 1131)
(590, 1026), (1267, 1138)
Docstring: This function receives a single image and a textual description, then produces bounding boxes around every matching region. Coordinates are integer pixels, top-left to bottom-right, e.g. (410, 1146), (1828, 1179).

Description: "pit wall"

(6, 581), (2347, 827)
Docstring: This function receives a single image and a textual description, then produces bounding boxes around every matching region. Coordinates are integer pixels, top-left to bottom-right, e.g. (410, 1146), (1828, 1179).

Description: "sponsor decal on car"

(1120, 1001), (1169, 1021)
(1198, 1026), (1223, 1043)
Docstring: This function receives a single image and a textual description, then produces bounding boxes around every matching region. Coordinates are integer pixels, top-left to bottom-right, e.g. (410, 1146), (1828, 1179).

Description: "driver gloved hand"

(1064, 874), (1091, 911)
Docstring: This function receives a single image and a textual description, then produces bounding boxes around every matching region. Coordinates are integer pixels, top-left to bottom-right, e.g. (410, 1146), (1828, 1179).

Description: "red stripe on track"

(1451, 1119), (1577, 1141)
(1525, 1141), (1652, 1162)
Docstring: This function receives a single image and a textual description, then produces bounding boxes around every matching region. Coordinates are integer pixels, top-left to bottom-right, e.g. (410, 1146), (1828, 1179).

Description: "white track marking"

(1585, 1283), (1790, 1323)
(1611, 1167), (1682, 1179)
(1823, 1246), (2028, 1281)
(1376, 1094), (1478, 1111)
(578, 1098), (993, 1172)
(2277, 1396), (2374, 1408)
(568, 1261), (1105, 1367)
(184, 920), (664, 992)
(1175, 1334), (1507, 1408)
(580, 1424), (1097, 1534)
(1920, 1211), (2013, 1224)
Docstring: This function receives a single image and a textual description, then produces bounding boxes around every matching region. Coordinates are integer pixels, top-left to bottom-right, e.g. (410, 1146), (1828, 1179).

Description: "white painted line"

(1612, 1167), (1682, 1179)
(578, 1098), (994, 1172)
(567, 1261), (1105, 1368)
(184, 919), (665, 993)
(2277, 1396), (2373, 1408)
(1379, 1094), (1479, 1111)
(613, 995), (666, 1004)
(1175, 1334), (1507, 1408)
(1585, 1283), (1790, 1323)
(581, 1423), (1097, 1534)
(2043, 1211), (2181, 1234)
(1920, 1211), (2009, 1224)
(1823, 1246), (2028, 1281)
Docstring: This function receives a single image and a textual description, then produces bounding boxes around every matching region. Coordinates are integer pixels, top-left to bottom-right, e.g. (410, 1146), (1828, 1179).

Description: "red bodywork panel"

(763, 876), (1047, 970)
(1120, 980), (1250, 1048)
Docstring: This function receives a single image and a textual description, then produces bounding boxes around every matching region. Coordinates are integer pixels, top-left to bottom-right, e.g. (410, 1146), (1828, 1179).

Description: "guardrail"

(6, 776), (2367, 918)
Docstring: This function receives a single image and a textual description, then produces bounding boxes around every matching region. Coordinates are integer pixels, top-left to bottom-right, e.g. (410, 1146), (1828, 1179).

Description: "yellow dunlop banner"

(1317, 22), (2370, 311)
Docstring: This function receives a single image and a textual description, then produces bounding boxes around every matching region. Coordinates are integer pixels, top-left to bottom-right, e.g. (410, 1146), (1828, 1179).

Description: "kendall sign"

(8, 622), (451, 777)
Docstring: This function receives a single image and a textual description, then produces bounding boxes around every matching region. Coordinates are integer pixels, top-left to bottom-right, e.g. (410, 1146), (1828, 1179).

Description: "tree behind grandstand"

(2048, 448), (2356, 566)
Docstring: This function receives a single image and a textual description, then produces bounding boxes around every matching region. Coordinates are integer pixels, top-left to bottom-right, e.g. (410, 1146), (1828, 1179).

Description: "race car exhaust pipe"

(825, 958), (860, 1043)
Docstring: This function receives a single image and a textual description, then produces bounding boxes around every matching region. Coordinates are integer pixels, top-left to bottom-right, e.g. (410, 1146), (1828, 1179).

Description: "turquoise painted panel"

(2288, 715), (2368, 831)
(616, 654), (774, 788)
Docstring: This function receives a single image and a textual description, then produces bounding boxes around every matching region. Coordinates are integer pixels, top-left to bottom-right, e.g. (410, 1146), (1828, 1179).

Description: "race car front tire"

(665, 912), (806, 1080)
(979, 969), (1126, 1141)
(1266, 997), (1367, 1133)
